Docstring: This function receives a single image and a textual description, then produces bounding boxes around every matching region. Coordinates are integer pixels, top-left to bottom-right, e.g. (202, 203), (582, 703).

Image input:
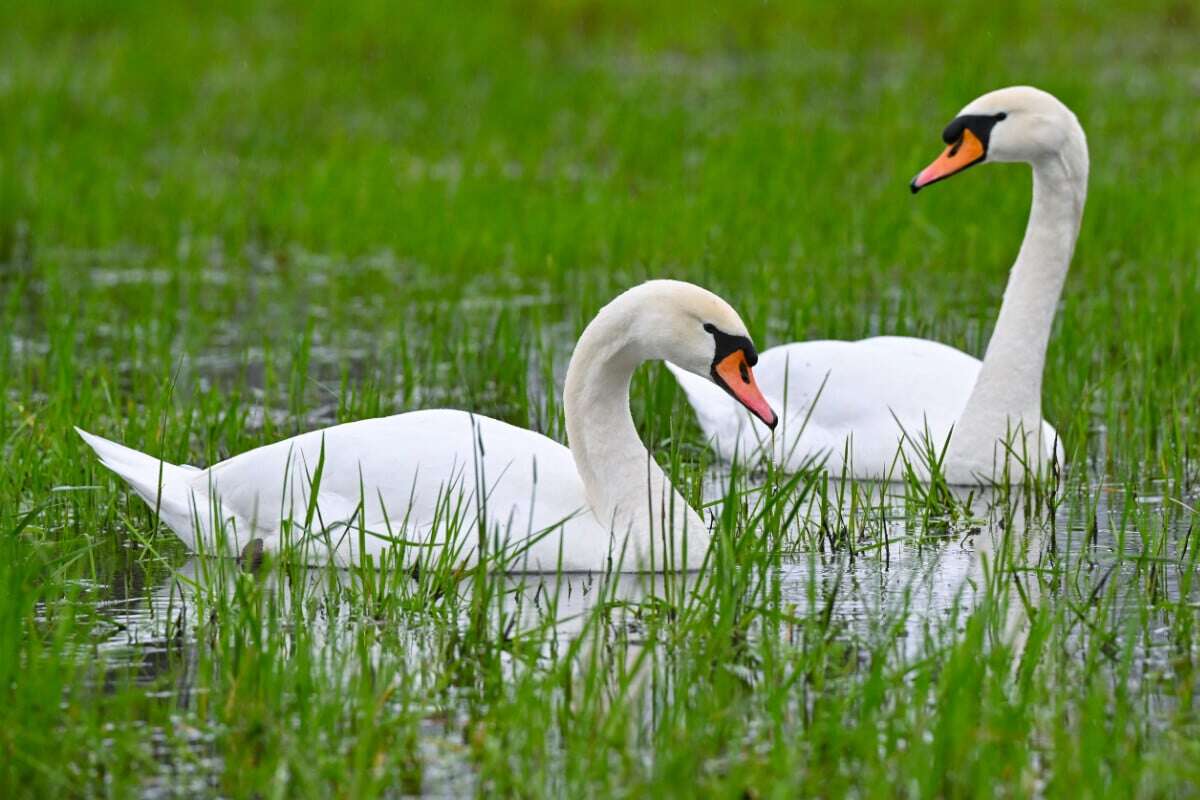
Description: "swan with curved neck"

(670, 86), (1087, 484)
(78, 280), (777, 572)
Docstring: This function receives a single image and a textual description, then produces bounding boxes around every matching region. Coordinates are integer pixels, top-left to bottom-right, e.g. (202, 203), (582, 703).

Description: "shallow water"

(74, 468), (1198, 794)
(88, 475), (1197, 654)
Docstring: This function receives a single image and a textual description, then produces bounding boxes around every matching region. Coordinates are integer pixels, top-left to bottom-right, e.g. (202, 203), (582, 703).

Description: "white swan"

(78, 280), (777, 572)
(670, 86), (1087, 484)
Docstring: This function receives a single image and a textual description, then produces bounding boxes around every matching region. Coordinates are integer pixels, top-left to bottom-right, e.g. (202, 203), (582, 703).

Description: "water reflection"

(95, 477), (1079, 681)
(95, 472), (1199, 679)
(83, 469), (1200, 798)
(761, 479), (1053, 659)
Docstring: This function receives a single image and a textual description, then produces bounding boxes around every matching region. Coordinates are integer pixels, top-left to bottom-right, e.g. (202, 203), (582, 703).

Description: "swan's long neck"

(563, 297), (709, 568)
(949, 128), (1088, 478)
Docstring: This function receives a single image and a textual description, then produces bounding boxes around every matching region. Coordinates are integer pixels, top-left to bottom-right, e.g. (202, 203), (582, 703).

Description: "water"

(72, 467), (1196, 794)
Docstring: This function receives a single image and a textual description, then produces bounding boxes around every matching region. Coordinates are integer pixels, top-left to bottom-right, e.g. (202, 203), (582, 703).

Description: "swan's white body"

(670, 336), (1061, 480)
(79, 281), (773, 572)
(78, 412), (620, 571)
(671, 87), (1087, 484)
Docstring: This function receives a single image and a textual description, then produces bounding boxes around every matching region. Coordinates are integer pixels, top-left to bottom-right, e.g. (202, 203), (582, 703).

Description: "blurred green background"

(1, 0), (1197, 486)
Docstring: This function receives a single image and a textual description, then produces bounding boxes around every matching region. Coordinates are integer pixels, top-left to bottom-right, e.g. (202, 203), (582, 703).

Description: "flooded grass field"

(3, 0), (1200, 796)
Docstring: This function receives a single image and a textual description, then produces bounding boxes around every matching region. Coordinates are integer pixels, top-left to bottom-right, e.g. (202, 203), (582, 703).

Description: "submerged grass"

(2, 0), (1199, 796)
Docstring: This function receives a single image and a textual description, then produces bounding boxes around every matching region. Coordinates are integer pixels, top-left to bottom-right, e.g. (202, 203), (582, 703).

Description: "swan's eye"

(703, 323), (717, 334)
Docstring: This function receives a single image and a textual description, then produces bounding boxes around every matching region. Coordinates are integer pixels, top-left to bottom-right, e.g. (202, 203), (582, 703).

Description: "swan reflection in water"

(95, 475), (1060, 694)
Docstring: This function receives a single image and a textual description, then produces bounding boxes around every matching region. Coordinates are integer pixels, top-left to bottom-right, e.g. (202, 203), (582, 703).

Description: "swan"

(77, 280), (778, 572)
(669, 86), (1087, 484)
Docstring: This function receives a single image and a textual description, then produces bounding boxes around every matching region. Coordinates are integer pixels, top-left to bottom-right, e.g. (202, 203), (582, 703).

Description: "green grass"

(2, 0), (1199, 796)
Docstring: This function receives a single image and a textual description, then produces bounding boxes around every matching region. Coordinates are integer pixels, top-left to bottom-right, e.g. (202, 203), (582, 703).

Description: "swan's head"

(630, 280), (777, 429)
(910, 86), (1083, 192)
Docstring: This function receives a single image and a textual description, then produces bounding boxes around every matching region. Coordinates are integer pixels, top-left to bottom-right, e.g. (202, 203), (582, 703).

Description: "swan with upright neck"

(78, 280), (777, 572)
(670, 86), (1087, 484)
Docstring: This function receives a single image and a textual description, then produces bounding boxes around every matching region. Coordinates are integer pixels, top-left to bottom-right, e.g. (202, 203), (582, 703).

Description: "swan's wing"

(750, 337), (983, 474)
(187, 409), (595, 565)
(760, 337), (978, 428)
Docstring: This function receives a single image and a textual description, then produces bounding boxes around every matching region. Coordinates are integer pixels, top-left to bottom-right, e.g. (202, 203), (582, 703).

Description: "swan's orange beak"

(712, 350), (778, 429)
(911, 128), (986, 193)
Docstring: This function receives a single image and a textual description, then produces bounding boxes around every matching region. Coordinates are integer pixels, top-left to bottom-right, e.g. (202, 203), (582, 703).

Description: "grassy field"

(2, 0), (1199, 796)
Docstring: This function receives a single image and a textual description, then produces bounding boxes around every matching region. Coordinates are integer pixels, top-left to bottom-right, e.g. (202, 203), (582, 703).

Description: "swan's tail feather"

(664, 362), (747, 462)
(75, 427), (211, 551)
